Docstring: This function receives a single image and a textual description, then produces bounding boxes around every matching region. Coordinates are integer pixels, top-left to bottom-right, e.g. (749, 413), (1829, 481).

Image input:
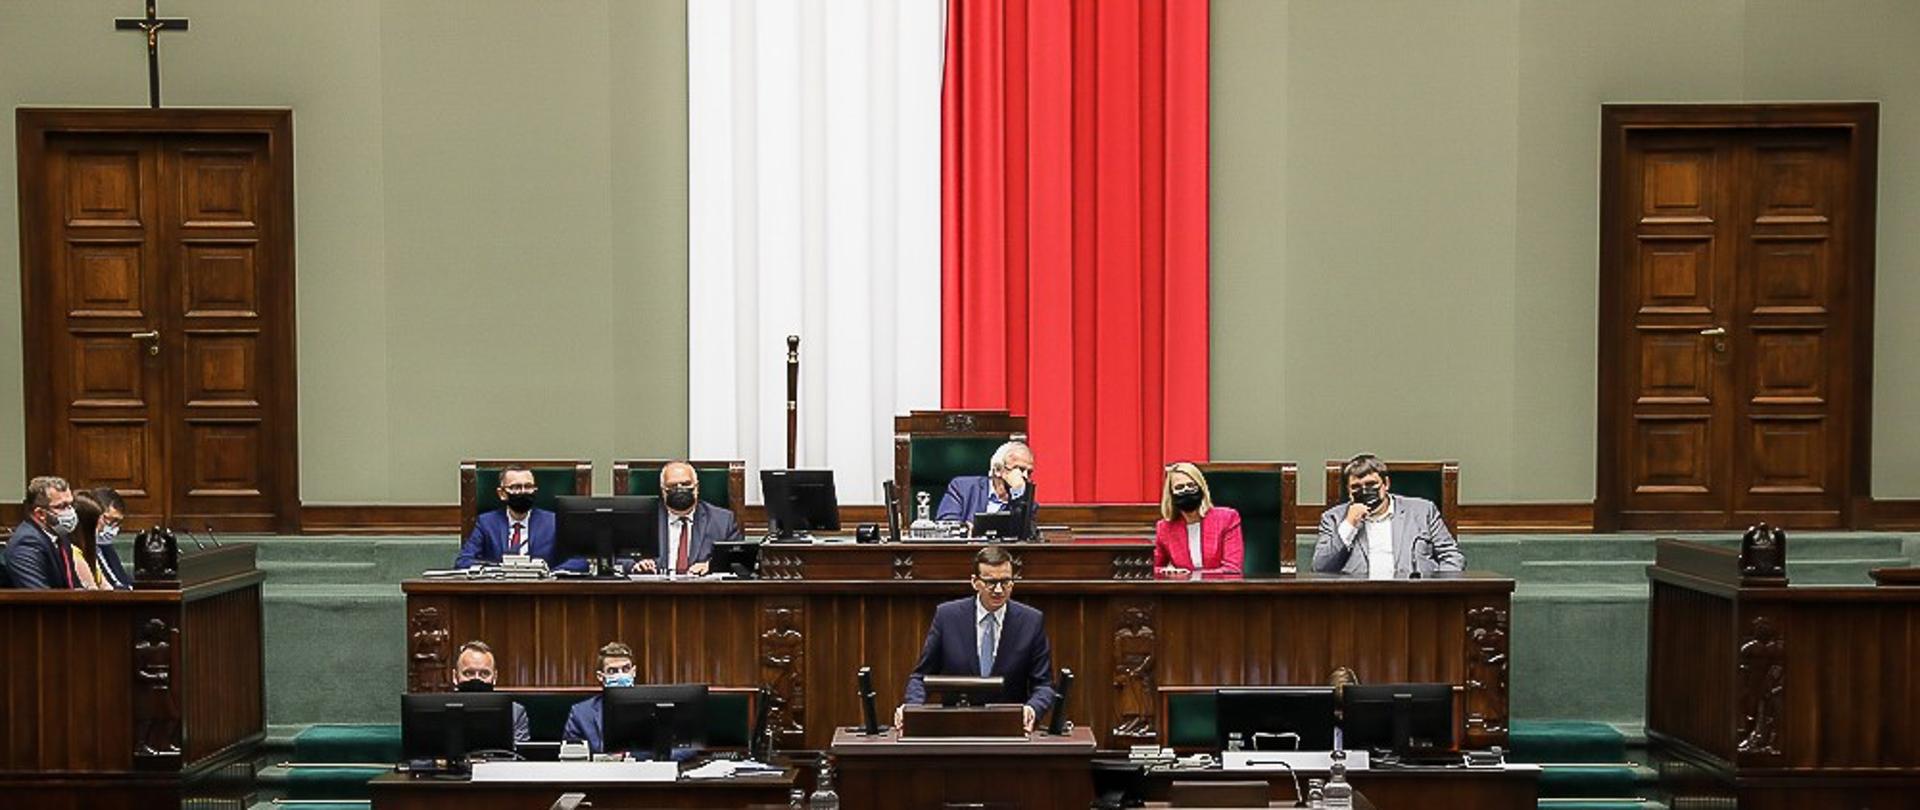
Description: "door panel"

(47, 137), (168, 517)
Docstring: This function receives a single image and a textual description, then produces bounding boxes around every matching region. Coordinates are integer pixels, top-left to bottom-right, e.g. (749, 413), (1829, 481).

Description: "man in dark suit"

(450, 640), (531, 743)
(4, 476), (82, 590)
(935, 441), (1036, 531)
(634, 461), (742, 576)
(563, 641), (635, 753)
(898, 544), (1056, 732)
(454, 465), (574, 569)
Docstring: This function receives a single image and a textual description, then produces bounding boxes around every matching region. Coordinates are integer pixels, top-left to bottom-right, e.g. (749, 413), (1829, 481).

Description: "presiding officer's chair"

(1195, 462), (1298, 574)
(1323, 459), (1460, 537)
(459, 459), (594, 541)
(893, 409), (1028, 527)
(612, 459), (746, 515)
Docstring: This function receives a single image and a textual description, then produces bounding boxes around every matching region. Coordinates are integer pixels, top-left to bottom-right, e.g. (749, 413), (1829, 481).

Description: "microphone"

(178, 527), (206, 550)
(857, 666), (882, 735)
(203, 522), (222, 547)
(1046, 668), (1075, 735)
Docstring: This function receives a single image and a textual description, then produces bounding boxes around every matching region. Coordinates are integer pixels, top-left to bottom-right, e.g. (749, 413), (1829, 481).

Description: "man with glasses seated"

(562, 641), (698, 759)
(455, 464), (573, 569)
(935, 441), (1037, 532)
(1312, 454), (1464, 579)
(896, 545), (1057, 732)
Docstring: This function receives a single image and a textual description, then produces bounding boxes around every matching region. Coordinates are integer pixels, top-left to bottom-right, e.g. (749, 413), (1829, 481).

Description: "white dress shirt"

(1185, 521), (1204, 569)
(1336, 497), (1396, 579)
(505, 509), (530, 554)
(974, 598), (1007, 658)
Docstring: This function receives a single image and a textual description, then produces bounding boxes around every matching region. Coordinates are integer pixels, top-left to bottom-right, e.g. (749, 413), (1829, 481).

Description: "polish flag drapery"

(941, 0), (1211, 502)
(690, 0), (1209, 504)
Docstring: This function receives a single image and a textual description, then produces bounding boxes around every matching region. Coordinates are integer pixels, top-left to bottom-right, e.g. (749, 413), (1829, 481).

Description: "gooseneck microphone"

(1047, 668), (1075, 735)
(857, 666), (881, 735)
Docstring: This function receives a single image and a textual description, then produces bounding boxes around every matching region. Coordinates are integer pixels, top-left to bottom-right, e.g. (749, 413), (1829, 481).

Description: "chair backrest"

(893, 410), (1028, 526)
(1195, 462), (1298, 574)
(613, 460), (745, 515)
(511, 687), (757, 747)
(1323, 459), (1460, 536)
(460, 459), (593, 539)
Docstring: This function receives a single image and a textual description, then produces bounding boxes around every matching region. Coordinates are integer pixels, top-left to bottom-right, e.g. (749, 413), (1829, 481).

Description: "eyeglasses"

(502, 485), (537, 495)
(976, 576), (1015, 591)
(1171, 484), (1201, 495)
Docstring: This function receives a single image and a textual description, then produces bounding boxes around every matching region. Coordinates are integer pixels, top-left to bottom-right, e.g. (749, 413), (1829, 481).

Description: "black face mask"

(1354, 485), (1384, 509)
(664, 486), (698, 511)
(454, 679), (494, 693)
(504, 492), (536, 513)
(1172, 491), (1204, 512)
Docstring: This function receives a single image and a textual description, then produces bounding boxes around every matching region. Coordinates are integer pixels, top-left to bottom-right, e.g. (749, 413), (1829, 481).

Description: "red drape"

(940, 0), (1210, 502)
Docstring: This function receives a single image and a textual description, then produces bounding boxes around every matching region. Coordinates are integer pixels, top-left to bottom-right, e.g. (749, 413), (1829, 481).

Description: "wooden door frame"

(16, 107), (299, 532)
(1595, 102), (1879, 532)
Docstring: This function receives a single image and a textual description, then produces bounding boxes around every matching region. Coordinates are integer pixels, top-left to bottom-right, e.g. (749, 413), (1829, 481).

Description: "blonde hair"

(1159, 462), (1214, 522)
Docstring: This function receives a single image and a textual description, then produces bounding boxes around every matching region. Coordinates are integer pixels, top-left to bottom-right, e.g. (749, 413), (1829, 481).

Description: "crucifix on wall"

(115, 0), (190, 108)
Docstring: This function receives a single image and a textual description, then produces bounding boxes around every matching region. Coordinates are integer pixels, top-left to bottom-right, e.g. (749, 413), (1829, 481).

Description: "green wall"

(1211, 0), (1920, 504)
(3, 1), (1917, 506)
(0, 0), (690, 502)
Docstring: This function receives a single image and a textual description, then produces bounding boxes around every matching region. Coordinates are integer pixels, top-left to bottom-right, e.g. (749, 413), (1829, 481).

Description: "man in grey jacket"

(1312, 454), (1464, 578)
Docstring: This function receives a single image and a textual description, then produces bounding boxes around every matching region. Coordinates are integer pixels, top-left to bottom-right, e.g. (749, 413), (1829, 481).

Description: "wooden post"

(785, 335), (800, 469)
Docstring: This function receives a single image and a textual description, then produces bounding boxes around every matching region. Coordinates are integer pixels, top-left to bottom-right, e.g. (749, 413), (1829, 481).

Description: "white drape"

(688, 0), (944, 503)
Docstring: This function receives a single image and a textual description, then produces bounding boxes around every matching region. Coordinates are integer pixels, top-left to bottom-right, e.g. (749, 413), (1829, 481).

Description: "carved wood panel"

(1464, 603), (1510, 747)
(407, 604), (453, 694)
(1734, 614), (1785, 761)
(131, 614), (183, 769)
(757, 600), (807, 747)
(1109, 600), (1158, 742)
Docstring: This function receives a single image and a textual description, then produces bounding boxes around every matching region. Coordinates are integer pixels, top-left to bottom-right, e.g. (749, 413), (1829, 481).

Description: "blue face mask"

(97, 525), (120, 546)
(604, 673), (636, 688)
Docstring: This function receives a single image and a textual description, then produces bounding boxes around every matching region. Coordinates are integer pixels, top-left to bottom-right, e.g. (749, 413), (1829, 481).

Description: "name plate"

(1222, 750), (1370, 772)
(899, 704), (1025, 739)
(469, 760), (678, 782)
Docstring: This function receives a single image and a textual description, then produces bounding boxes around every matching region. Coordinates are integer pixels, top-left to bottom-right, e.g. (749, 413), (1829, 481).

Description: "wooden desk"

(403, 574), (1513, 751)
(756, 540), (1156, 580)
(1647, 539), (1920, 808)
(368, 769), (797, 809)
(1145, 764), (1538, 810)
(0, 543), (265, 810)
(829, 726), (1097, 808)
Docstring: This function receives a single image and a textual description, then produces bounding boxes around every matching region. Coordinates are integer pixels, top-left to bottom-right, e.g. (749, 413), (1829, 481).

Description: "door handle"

(131, 330), (161, 356)
(1699, 326), (1727, 336)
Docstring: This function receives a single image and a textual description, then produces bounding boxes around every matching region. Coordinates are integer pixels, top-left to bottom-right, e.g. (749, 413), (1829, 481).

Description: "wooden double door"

(1598, 104), (1878, 530)
(17, 109), (298, 532)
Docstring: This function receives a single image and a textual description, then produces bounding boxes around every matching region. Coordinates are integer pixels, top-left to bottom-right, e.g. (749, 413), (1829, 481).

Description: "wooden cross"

(115, 0), (190, 109)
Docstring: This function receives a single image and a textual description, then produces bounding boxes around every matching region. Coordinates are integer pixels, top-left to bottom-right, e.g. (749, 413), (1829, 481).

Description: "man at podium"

(898, 545), (1056, 731)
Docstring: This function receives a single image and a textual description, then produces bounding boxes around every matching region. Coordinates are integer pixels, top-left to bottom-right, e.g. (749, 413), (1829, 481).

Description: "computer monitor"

(603, 683), (709, 761)
(400, 692), (517, 766)
(1340, 683), (1455, 757)
(761, 469), (840, 539)
(970, 483), (1037, 541)
(922, 675), (1006, 707)
(1216, 687), (1338, 752)
(554, 495), (660, 574)
(710, 540), (761, 578)
(1089, 759), (1147, 810)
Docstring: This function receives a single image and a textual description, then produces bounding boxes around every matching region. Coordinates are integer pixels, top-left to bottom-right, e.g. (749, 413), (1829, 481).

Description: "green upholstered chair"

(1161, 688), (1221, 751)
(1196, 462), (1299, 574)
(511, 687), (757, 748)
(613, 459), (746, 515)
(459, 459), (593, 540)
(892, 410), (1028, 527)
(1323, 459), (1460, 536)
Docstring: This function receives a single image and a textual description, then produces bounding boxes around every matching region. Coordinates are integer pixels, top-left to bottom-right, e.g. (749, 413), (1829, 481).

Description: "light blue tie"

(979, 614), (997, 676)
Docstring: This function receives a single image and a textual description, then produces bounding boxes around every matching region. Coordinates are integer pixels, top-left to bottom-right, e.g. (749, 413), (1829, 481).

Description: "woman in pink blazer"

(1153, 462), (1244, 577)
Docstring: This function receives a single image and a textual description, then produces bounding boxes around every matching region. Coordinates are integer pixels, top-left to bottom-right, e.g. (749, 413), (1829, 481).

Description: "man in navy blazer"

(454, 465), (577, 569)
(561, 641), (700, 760)
(935, 441), (1037, 529)
(899, 545), (1056, 732)
(634, 461), (742, 576)
(5, 476), (83, 590)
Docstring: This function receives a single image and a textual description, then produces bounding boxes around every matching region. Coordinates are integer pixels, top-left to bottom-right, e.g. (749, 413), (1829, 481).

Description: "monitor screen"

(761, 469), (840, 538)
(602, 683), (710, 760)
(1340, 683), (1455, 755)
(553, 495), (660, 568)
(401, 692), (517, 762)
(1216, 687), (1337, 751)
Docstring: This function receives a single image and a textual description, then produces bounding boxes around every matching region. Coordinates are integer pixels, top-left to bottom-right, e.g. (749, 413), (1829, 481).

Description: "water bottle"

(1323, 749), (1354, 809)
(1306, 778), (1326, 809)
(787, 788), (806, 810)
(809, 762), (841, 809)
